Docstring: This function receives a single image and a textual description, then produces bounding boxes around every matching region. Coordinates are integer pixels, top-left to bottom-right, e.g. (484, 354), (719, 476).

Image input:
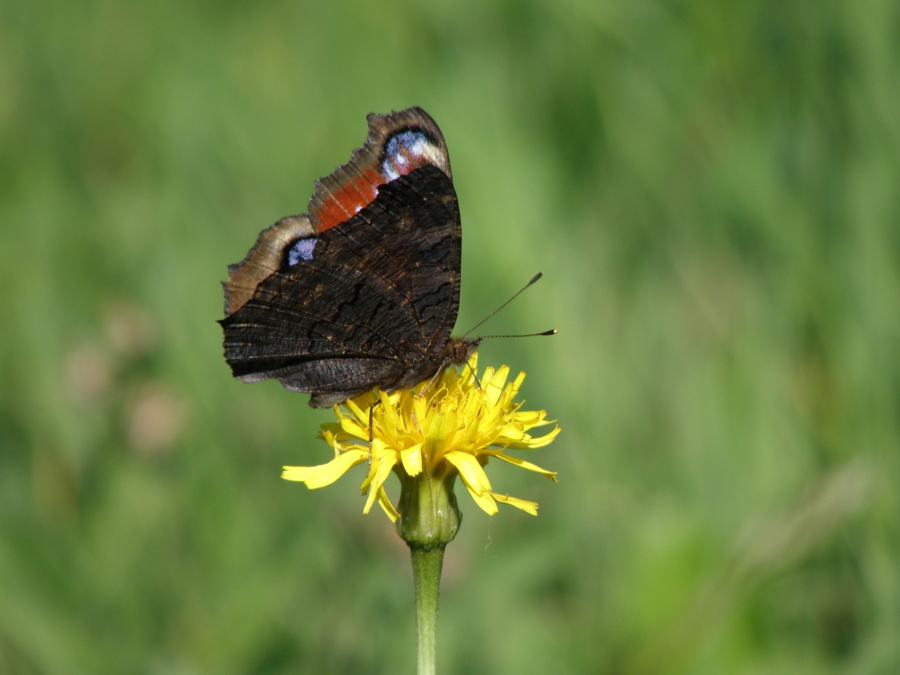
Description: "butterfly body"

(220, 108), (480, 408)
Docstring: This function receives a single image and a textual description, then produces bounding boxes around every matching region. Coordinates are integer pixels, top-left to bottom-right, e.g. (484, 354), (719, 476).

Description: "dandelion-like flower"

(283, 355), (559, 544)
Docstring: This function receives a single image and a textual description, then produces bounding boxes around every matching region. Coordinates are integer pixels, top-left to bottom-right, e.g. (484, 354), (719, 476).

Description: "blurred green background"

(2, 0), (898, 673)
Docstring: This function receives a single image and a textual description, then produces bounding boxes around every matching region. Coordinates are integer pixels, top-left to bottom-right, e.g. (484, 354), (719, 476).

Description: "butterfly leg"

(464, 360), (483, 390)
(367, 397), (382, 443)
(412, 361), (451, 403)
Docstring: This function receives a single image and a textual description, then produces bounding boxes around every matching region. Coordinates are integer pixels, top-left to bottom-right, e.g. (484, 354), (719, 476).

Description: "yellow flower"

(282, 355), (559, 524)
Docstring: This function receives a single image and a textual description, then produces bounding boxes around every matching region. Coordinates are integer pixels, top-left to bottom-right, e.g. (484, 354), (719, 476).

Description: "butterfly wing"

(220, 109), (462, 407)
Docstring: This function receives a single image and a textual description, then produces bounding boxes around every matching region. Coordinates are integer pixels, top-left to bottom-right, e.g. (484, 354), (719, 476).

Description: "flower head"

(282, 355), (559, 528)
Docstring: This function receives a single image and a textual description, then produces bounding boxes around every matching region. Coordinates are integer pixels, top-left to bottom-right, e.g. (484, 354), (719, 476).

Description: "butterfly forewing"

(220, 110), (466, 408)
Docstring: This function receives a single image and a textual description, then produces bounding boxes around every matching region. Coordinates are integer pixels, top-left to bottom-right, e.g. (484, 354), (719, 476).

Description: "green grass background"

(2, 1), (898, 673)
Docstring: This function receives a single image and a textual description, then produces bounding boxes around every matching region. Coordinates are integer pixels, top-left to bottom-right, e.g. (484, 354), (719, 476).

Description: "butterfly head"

(445, 337), (482, 367)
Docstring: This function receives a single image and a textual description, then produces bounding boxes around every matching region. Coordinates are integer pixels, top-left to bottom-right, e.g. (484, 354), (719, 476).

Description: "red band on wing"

(311, 167), (382, 233)
(306, 109), (451, 234)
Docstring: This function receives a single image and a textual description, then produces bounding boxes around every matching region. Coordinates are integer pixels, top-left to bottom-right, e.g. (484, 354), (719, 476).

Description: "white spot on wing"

(382, 130), (440, 181)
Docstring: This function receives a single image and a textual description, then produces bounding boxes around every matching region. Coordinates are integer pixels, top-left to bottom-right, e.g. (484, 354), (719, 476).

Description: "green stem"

(410, 544), (445, 675)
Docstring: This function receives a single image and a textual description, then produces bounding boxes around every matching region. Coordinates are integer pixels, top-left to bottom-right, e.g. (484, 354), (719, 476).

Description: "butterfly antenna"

(462, 329), (555, 391)
(462, 272), (546, 339)
(478, 329), (558, 339)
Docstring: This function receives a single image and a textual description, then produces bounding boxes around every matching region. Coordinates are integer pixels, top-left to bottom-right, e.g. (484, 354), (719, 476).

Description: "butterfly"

(219, 107), (480, 408)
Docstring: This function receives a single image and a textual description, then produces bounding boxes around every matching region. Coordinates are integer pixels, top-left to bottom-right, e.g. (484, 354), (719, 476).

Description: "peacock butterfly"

(219, 107), (480, 407)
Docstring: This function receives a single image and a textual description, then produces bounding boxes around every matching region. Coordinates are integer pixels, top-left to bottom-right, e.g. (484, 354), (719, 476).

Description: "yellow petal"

(362, 452), (396, 514)
(454, 410), (482, 450)
(463, 484), (498, 515)
(423, 410), (451, 464)
(510, 370), (526, 391)
(360, 439), (395, 492)
(445, 450), (492, 496)
(343, 397), (367, 423)
(496, 422), (528, 442)
(339, 415), (369, 441)
(451, 460), (498, 515)
(282, 448), (369, 489)
(509, 410), (550, 427)
(400, 444), (423, 476)
(412, 393), (431, 433)
(484, 367), (509, 406)
(506, 425), (561, 449)
(492, 492), (539, 515)
(484, 451), (559, 481)
(379, 390), (401, 436)
(319, 428), (342, 457)
(376, 488), (399, 521)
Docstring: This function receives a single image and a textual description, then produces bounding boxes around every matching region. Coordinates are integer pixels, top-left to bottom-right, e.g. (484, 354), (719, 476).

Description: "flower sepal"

(395, 470), (462, 548)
